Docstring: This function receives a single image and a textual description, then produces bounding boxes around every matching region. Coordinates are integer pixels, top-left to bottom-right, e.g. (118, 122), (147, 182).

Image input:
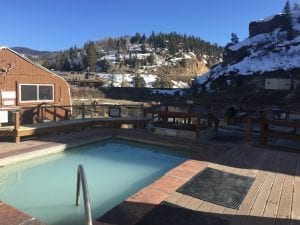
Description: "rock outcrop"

(196, 8), (300, 91)
(249, 14), (286, 37)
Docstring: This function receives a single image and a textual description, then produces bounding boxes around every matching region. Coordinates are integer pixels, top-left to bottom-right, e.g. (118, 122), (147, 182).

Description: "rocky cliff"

(249, 14), (286, 37)
(196, 8), (300, 91)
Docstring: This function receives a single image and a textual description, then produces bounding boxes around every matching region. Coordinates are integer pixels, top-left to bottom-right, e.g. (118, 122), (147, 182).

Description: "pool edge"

(0, 135), (113, 167)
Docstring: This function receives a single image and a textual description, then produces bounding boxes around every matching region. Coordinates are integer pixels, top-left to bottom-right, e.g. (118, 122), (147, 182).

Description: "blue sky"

(0, 0), (298, 51)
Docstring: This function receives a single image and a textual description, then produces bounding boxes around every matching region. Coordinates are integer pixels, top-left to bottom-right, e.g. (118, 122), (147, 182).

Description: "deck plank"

(230, 150), (275, 225)
(260, 152), (287, 225)
(185, 198), (203, 211)
(246, 152), (278, 225)
(291, 155), (300, 225)
(197, 201), (214, 212)
(275, 152), (298, 225)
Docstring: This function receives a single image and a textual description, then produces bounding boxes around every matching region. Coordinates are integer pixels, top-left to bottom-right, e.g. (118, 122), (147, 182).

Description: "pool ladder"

(76, 164), (93, 225)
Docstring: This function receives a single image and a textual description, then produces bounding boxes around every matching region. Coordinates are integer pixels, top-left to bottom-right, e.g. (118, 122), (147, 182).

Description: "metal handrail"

(76, 164), (93, 225)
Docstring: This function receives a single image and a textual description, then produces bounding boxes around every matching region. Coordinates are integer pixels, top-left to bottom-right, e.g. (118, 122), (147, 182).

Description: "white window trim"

(19, 84), (54, 103)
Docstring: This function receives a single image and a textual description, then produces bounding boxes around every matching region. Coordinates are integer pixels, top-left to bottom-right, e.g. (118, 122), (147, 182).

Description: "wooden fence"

(246, 117), (300, 145)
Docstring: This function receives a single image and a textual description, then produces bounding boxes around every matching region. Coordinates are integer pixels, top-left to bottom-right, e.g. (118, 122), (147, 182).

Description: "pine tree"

(133, 74), (146, 88)
(141, 44), (147, 53)
(230, 33), (239, 45)
(282, 0), (295, 40)
(97, 59), (110, 72)
(83, 41), (99, 71)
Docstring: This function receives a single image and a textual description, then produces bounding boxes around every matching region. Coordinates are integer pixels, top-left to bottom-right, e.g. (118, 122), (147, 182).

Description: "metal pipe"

(76, 164), (93, 225)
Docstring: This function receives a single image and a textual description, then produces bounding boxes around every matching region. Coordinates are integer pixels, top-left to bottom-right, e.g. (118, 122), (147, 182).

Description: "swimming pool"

(0, 140), (187, 225)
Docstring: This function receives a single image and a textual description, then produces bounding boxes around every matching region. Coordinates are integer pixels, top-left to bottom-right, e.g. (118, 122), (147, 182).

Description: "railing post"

(82, 103), (85, 120)
(64, 108), (69, 120)
(196, 116), (200, 139)
(246, 116), (252, 145)
(41, 107), (44, 122)
(13, 111), (20, 143)
(260, 120), (268, 144)
(53, 106), (57, 122)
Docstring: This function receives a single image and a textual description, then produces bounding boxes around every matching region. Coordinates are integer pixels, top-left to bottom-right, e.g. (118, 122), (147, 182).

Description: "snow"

(183, 52), (196, 59)
(229, 29), (282, 51)
(94, 73), (159, 88)
(95, 72), (191, 89)
(142, 74), (158, 88)
(257, 13), (282, 22)
(196, 15), (300, 87)
(100, 55), (116, 61)
(171, 80), (189, 88)
(170, 57), (183, 63)
(151, 89), (186, 96)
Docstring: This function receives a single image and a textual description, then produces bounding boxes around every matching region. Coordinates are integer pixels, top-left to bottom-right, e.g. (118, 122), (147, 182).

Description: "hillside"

(196, 5), (300, 91)
(11, 47), (58, 59)
(13, 32), (222, 88)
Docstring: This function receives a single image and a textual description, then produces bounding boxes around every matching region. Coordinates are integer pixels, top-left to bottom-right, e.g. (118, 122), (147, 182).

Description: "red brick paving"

(0, 203), (46, 225)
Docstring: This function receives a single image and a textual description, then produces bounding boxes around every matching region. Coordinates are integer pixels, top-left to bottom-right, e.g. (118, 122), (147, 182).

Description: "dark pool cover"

(135, 203), (229, 225)
(177, 167), (255, 209)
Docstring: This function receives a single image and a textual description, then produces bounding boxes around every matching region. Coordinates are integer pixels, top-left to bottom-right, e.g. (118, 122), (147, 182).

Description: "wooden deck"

(0, 116), (151, 142)
(96, 130), (300, 225)
(0, 128), (300, 225)
(167, 145), (300, 225)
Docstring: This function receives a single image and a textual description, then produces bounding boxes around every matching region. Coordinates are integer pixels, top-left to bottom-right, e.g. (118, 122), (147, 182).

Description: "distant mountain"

(196, 6), (300, 91)
(12, 47), (58, 59)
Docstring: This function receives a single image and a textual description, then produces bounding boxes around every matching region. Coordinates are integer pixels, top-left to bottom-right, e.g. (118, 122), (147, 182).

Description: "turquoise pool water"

(0, 140), (186, 225)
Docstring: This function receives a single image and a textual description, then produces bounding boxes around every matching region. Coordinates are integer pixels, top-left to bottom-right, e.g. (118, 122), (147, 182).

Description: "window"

(19, 84), (54, 102)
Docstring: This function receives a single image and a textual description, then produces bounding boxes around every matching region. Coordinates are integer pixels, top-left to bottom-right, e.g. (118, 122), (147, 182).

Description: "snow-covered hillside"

(197, 8), (300, 89)
(94, 73), (190, 88)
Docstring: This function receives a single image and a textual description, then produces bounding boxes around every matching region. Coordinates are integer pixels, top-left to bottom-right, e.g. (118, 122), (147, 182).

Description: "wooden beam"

(13, 111), (20, 143)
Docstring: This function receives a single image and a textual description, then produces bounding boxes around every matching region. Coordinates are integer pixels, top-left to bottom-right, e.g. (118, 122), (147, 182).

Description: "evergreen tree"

(133, 75), (146, 88)
(146, 53), (155, 65)
(282, 0), (295, 40)
(61, 53), (71, 71)
(97, 59), (110, 72)
(230, 33), (239, 45)
(83, 41), (99, 71)
(153, 77), (172, 88)
(141, 44), (147, 53)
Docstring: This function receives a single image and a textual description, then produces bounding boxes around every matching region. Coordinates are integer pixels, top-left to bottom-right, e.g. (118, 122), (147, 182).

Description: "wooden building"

(0, 47), (71, 124)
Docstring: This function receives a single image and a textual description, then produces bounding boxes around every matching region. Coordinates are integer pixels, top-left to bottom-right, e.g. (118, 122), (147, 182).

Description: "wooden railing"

(5, 109), (150, 143)
(34, 103), (70, 123)
(34, 103), (144, 123)
(144, 106), (219, 139)
(246, 117), (300, 145)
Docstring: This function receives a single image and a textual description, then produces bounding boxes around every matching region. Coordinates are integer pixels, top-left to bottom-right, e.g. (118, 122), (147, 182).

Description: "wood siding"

(0, 47), (71, 123)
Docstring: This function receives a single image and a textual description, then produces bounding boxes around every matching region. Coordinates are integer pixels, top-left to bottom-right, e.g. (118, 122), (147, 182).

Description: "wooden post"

(14, 111), (20, 143)
(41, 107), (44, 122)
(196, 116), (200, 139)
(64, 108), (69, 120)
(188, 105), (192, 124)
(82, 103), (85, 120)
(164, 104), (168, 125)
(260, 120), (268, 144)
(246, 116), (252, 145)
(53, 106), (57, 122)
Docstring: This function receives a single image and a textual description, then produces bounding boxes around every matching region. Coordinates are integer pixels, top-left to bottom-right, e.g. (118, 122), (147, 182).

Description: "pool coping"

(96, 159), (209, 225)
(0, 128), (215, 225)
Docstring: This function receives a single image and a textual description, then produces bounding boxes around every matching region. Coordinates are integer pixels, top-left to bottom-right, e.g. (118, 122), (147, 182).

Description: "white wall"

(265, 78), (291, 90)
